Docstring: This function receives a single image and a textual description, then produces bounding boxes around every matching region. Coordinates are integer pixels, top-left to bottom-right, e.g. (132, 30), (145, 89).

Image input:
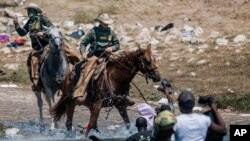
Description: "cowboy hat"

(25, 3), (42, 13)
(96, 13), (113, 25)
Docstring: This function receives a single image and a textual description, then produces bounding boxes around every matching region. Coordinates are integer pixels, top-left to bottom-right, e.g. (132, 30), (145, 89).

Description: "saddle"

(70, 58), (107, 86)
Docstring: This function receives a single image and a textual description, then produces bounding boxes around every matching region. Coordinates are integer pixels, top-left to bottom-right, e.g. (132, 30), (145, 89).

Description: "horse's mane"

(109, 49), (144, 66)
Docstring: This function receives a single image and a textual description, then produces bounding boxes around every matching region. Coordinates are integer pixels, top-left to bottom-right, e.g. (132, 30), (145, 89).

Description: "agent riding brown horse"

(53, 44), (161, 136)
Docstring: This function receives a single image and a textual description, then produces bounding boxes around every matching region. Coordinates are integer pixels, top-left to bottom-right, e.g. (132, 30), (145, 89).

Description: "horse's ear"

(42, 25), (49, 30)
(146, 44), (152, 55)
(136, 42), (141, 50)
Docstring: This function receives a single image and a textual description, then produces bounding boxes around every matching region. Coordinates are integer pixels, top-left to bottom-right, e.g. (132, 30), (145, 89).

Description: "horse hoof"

(125, 124), (130, 130)
(79, 129), (85, 135)
(49, 129), (56, 136)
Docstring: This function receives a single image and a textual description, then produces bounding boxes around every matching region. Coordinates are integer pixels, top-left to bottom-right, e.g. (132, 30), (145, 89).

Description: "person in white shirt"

(173, 90), (227, 141)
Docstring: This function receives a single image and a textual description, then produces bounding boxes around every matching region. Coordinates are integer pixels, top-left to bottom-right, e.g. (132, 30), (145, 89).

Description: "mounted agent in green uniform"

(73, 13), (120, 104)
(13, 3), (80, 90)
(13, 3), (52, 90)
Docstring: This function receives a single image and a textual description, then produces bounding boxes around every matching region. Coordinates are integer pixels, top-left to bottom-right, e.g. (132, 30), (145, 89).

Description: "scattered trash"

(137, 103), (155, 130)
(193, 106), (203, 112)
(5, 128), (19, 138)
(0, 34), (9, 43)
(69, 27), (85, 39)
(78, 121), (89, 129)
(181, 25), (193, 37)
(7, 43), (19, 48)
(0, 83), (18, 88)
(158, 98), (169, 105)
(13, 38), (26, 45)
(154, 23), (174, 32)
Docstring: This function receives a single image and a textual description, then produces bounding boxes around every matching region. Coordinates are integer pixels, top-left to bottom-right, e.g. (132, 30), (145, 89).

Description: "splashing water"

(0, 120), (138, 141)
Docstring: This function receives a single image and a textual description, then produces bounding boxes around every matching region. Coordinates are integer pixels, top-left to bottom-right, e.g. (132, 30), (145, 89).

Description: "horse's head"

(136, 44), (161, 82)
(43, 25), (63, 52)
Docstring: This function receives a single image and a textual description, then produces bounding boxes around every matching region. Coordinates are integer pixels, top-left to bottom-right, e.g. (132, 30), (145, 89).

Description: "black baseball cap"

(178, 90), (195, 109)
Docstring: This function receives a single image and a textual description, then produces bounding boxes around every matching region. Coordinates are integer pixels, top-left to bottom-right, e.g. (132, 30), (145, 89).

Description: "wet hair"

(135, 117), (147, 128)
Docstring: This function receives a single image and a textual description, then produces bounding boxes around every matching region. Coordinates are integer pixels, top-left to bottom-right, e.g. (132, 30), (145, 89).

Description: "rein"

(108, 52), (150, 104)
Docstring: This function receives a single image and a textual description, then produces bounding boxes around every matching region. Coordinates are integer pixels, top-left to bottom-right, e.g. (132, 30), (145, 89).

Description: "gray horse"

(34, 26), (69, 130)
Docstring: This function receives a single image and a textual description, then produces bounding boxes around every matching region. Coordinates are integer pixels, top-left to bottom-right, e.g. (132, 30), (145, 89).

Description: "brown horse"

(52, 44), (161, 136)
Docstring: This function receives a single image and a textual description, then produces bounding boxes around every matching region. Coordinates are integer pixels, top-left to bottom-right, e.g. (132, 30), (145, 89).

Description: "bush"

(0, 68), (30, 84)
(216, 93), (250, 112)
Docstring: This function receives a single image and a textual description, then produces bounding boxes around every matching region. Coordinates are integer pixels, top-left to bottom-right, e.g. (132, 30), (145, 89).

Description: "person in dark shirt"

(126, 117), (152, 141)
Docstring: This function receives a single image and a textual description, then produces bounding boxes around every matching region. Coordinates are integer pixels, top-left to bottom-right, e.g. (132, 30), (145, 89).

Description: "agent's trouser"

(30, 44), (80, 86)
(73, 56), (98, 98)
(64, 42), (81, 65)
(30, 50), (40, 82)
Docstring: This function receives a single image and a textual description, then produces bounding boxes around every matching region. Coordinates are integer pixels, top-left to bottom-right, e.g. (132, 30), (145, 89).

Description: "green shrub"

(216, 93), (250, 112)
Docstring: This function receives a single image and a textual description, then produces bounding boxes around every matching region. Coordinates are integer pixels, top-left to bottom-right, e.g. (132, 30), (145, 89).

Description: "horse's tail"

(52, 95), (73, 122)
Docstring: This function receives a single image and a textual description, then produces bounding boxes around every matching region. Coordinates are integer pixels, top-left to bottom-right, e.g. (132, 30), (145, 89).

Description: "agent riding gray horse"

(34, 25), (69, 130)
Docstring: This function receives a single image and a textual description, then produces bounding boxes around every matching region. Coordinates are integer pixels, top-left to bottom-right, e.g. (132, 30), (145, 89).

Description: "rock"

(136, 28), (151, 44)
(164, 35), (177, 45)
(0, 9), (5, 17)
(135, 22), (143, 28)
(150, 38), (159, 46)
(3, 8), (16, 18)
(233, 34), (247, 43)
(5, 128), (19, 138)
(121, 36), (134, 44)
(197, 59), (208, 65)
(3, 63), (20, 70)
(209, 31), (220, 38)
(215, 38), (228, 46)
(190, 72), (196, 76)
(0, 17), (8, 25)
(169, 27), (181, 36)
(169, 53), (180, 61)
(225, 61), (230, 66)
(186, 46), (195, 53)
(63, 20), (75, 30)
(13, 47), (32, 53)
(214, 46), (219, 50)
(190, 38), (204, 45)
(181, 36), (192, 43)
(235, 49), (241, 53)
(187, 58), (195, 63)
(194, 26), (204, 37)
(198, 44), (209, 49)
(183, 17), (190, 22)
(0, 47), (11, 54)
(196, 48), (205, 54)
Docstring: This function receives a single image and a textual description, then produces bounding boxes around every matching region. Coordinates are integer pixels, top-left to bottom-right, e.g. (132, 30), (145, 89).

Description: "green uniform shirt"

(15, 15), (53, 49)
(79, 26), (120, 54)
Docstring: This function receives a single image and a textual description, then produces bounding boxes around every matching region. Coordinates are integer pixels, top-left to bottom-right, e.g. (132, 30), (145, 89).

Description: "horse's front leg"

(116, 104), (130, 128)
(65, 100), (76, 137)
(85, 100), (103, 137)
(44, 89), (58, 130)
(34, 91), (45, 128)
